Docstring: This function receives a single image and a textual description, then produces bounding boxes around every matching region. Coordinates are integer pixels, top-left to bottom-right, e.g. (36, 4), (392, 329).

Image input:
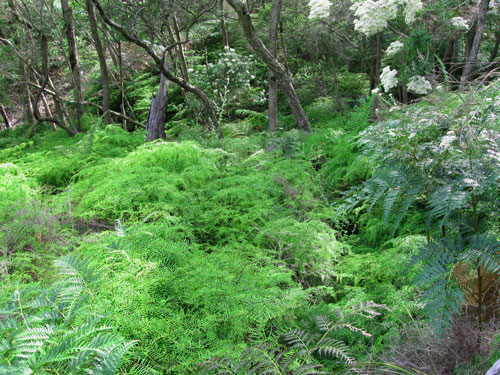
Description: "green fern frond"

(54, 254), (99, 286)
(315, 337), (355, 365)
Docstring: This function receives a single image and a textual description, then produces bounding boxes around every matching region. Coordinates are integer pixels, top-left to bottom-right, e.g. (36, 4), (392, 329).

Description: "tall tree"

(460, 0), (490, 90)
(268, 0), (282, 132)
(225, 0), (311, 133)
(85, 0), (112, 124)
(60, 0), (83, 130)
(220, 0), (229, 48)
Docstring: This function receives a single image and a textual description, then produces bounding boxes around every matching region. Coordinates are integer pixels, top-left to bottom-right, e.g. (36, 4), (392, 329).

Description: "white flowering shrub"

(351, 0), (422, 36)
(352, 82), (500, 331)
(381, 66), (398, 92)
(450, 16), (468, 30)
(407, 75), (432, 95)
(385, 40), (404, 56)
(197, 47), (265, 119)
(308, 0), (331, 19)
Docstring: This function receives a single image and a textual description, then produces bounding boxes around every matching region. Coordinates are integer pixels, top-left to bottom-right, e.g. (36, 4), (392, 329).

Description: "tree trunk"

(460, 0), (490, 90)
(268, 0), (282, 132)
(370, 33), (382, 91)
(86, 0), (112, 124)
(226, 0), (310, 133)
(61, 0), (83, 131)
(118, 41), (127, 131)
(220, 0), (229, 48)
(0, 105), (11, 129)
(489, 26), (500, 64)
(35, 32), (78, 136)
(146, 61), (170, 141)
(19, 59), (35, 125)
(172, 16), (190, 84)
(91, 0), (223, 138)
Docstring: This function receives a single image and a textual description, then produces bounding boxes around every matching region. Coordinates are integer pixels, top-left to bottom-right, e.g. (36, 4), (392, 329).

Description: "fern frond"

(281, 329), (316, 356)
(54, 254), (99, 286)
(315, 337), (355, 365)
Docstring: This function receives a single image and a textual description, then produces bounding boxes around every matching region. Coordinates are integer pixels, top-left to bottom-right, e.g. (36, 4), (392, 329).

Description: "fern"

(199, 302), (387, 374)
(0, 255), (133, 374)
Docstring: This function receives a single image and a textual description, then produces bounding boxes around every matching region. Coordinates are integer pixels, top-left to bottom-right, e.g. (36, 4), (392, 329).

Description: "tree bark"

(146, 61), (170, 141)
(35, 33), (78, 136)
(268, 0), (282, 132)
(370, 33), (382, 91)
(225, 0), (310, 133)
(86, 0), (112, 124)
(61, 0), (83, 130)
(91, 0), (223, 138)
(0, 105), (11, 129)
(460, 0), (490, 90)
(172, 16), (190, 84)
(489, 26), (500, 64)
(220, 0), (229, 48)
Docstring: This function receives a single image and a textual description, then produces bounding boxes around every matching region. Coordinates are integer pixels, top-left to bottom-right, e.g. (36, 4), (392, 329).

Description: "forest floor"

(1, 90), (499, 374)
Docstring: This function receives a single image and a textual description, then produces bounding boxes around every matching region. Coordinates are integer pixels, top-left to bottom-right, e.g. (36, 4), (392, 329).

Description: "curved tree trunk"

(226, 0), (310, 133)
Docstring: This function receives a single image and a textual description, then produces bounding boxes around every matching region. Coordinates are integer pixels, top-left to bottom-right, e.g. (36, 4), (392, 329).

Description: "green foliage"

(199, 301), (387, 374)
(77, 221), (306, 373)
(348, 81), (500, 331)
(0, 254), (134, 375)
(0, 124), (144, 188)
(73, 141), (224, 220)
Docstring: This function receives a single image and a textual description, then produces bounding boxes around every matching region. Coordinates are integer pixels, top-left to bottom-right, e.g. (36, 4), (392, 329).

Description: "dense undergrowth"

(1, 83), (500, 374)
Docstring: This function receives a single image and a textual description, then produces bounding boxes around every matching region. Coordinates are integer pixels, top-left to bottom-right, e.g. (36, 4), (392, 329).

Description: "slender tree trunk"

(226, 0), (310, 132)
(489, 26), (500, 64)
(268, 0), (282, 132)
(361, 36), (367, 73)
(460, 0), (490, 90)
(61, 0), (83, 131)
(19, 59), (35, 124)
(118, 41), (126, 131)
(370, 33), (382, 90)
(0, 105), (11, 129)
(36, 32), (78, 136)
(146, 60), (170, 141)
(220, 0), (229, 48)
(172, 16), (190, 83)
(86, 0), (112, 124)
(442, 37), (456, 77)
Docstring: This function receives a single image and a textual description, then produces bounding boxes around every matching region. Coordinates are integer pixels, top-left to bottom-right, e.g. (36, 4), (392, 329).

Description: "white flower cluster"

(352, 0), (398, 36)
(381, 66), (398, 92)
(385, 40), (404, 56)
(450, 17), (468, 30)
(407, 75), (432, 94)
(308, 0), (331, 19)
(351, 0), (422, 36)
(402, 0), (423, 24)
